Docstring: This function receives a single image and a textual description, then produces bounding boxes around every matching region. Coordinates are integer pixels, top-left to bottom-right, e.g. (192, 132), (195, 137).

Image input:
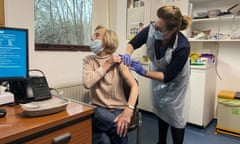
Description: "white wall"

(92, 0), (109, 29)
(217, 43), (240, 92)
(114, 0), (128, 54)
(4, 0), (35, 70)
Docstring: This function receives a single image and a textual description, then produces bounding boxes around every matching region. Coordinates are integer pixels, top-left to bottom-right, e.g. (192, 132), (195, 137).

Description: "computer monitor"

(0, 27), (28, 81)
(0, 27), (29, 103)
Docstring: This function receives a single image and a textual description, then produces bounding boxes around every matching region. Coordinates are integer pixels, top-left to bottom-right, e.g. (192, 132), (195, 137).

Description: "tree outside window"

(35, 0), (92, 51)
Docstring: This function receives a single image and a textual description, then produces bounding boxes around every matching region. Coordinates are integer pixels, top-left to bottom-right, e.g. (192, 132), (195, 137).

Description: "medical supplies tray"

(20, 96), (70, 117)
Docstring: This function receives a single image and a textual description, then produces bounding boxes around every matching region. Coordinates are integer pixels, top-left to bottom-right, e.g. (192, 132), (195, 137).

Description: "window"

(35, 0), (92, 51)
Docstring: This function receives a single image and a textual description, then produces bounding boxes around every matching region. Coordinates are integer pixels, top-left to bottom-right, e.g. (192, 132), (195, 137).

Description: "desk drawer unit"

(0, 102), (94, 144)
(25, 117), (92, 144)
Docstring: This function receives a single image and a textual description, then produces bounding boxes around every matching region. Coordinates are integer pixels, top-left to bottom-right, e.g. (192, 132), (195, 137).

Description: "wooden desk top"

(0, 101), (94, 143)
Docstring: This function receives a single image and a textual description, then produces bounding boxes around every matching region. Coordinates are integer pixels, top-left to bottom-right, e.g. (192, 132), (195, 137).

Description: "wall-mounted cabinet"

(0, 0), (4, 26)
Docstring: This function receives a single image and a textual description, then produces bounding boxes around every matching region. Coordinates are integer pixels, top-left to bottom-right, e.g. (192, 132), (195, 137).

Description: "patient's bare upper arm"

(119, 63), (136, 86)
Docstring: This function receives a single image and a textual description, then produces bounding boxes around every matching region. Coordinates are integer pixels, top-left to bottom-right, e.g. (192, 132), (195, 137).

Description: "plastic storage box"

(216, 90), (240, 137)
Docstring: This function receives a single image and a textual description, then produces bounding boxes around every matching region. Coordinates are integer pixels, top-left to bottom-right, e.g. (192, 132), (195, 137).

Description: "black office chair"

(122, 79), (142, 144)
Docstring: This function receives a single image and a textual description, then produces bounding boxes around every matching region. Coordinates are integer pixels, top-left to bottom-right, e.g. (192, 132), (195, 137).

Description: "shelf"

(192, 15), (240, 23)
(189, 39), (240, 42)
(189, 39), (218, 42)
(190, 0), (219, 2)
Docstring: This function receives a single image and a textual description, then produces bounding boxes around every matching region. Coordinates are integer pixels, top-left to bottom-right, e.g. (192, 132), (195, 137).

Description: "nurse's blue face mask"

(154, 31), (164, 40)
(153, 23), (168, 40)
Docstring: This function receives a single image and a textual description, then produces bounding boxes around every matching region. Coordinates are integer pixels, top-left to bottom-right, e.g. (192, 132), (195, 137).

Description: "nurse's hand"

(130, 60), (146, 76)
(119, 54), (131, 66)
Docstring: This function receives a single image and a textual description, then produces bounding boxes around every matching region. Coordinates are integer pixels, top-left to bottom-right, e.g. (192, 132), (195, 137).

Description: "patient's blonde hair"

(103, 29), (119, 54)
(94, 25), (119, 54)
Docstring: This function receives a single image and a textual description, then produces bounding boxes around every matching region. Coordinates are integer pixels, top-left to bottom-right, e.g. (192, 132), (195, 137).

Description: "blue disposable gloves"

(119, 54), (131, 66)
(130, 60), (146, 76)
(119, 54), (146, 76)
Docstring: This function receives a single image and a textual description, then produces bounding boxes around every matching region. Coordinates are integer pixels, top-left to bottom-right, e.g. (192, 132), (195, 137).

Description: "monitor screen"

(0, 27), (28, 80)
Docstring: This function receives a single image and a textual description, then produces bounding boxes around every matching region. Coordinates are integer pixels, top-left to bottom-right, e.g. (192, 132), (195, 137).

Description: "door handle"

(52, 132), (71, 144)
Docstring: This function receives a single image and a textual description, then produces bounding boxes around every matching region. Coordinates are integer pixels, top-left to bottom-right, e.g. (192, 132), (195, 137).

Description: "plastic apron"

(146, 24), (190, 128)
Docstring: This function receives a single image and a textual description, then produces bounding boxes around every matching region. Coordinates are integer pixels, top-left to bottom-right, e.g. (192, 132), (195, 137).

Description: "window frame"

(34, 0), (91, 52)
(35, 43), (90, 51)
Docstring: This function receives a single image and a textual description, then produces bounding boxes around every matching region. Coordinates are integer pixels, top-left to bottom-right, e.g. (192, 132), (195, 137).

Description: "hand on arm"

(130, 60), (165, 81)
(102, 54), (121, 70)
(119, 44), (134, 66)
(119, 54), (131, 66)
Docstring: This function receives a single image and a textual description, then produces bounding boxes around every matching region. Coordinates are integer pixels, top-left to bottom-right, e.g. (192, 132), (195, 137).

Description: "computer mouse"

(0, 109), (7, 118)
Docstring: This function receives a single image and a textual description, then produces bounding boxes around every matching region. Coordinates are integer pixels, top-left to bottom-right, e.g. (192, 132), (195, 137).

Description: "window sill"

(35, 43), (90, 51)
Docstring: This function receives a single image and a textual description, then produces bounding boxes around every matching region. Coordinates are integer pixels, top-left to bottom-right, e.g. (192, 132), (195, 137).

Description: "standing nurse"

(121, 5), (192, 144)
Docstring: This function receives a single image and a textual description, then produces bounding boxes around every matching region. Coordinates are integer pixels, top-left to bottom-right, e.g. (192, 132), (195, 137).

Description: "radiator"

(55, 83), (90, 103)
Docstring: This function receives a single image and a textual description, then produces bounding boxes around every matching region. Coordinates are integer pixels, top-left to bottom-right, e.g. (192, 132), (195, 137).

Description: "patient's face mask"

(89, 39), (103, 54)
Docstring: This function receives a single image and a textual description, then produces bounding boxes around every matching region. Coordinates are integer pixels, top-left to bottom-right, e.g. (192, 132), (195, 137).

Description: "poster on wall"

(127, 22), (144, 40)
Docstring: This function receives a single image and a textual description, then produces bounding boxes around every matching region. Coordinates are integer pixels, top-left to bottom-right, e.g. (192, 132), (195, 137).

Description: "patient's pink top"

(83, 54), (127, 109)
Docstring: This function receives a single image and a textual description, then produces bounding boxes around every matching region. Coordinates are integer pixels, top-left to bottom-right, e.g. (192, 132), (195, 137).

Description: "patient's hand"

(114, 108), (133, 137)
(106, 54), (122, 64)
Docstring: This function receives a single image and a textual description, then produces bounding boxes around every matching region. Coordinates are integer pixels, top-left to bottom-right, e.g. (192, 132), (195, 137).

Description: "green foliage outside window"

(35, 0), (92, 50)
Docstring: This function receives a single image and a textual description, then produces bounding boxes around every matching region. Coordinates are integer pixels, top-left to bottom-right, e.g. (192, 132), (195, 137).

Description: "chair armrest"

(128, 108), (141, 131)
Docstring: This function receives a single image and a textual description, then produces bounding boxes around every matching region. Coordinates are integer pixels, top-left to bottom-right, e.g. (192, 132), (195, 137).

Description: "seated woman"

(82, 25), (139, 144)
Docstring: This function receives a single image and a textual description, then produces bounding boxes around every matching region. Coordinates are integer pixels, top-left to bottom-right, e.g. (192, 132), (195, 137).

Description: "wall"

(217, 43), (240, 92)
(114, 0), (127, 54)
(92, 0), (109, 29)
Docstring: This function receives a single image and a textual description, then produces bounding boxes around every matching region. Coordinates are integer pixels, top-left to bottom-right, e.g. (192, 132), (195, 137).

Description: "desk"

(0, 101), (94, 144)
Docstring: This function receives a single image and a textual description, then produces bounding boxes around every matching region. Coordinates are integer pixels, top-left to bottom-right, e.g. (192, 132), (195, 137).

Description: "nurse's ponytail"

(157, 5), (192, 31)
(180, 15), (192, 31)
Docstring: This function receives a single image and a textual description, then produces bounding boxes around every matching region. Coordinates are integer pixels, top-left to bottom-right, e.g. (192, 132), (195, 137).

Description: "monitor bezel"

(0, 27), (29, 81)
